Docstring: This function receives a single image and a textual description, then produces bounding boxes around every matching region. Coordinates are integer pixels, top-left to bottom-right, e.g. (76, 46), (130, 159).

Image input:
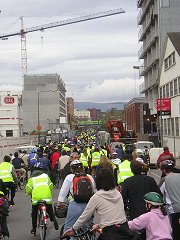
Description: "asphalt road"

(7, 168), (163, 240)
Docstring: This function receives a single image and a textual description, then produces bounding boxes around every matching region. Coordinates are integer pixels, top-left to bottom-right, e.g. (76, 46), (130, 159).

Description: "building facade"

(23, 74), (66, 133)
(159, 32), (180, 157)
(74, 109), (91, 119)
(124, 97), (146, 135)
(137, 0), (180, 115)
(87, 108), (101, 121)
(0, 92), (23, 137)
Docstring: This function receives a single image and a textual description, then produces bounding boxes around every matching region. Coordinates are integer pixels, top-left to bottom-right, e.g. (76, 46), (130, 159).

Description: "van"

(149, 147), (163, 168)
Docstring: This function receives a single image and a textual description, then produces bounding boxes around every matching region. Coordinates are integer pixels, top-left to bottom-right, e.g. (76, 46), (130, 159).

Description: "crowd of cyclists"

(0, 128), (179, 239)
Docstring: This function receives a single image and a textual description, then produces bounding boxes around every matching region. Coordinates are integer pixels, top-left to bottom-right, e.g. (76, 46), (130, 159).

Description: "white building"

(74, 109), (90, 119)
(159, 32), (180, 157)
(0, 91), (23, 137)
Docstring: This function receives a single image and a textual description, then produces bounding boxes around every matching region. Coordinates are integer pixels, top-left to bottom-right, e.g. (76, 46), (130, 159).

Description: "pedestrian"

(160, 160), (180, 240)
(157, 146), (176, 170)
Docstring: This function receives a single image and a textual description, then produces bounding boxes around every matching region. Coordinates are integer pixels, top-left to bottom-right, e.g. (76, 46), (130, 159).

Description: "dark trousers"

(31, 204), (55, 230)
(0, 214), (9, 237)
(171, 212), (180, 240)
(3, 182), (15, 202)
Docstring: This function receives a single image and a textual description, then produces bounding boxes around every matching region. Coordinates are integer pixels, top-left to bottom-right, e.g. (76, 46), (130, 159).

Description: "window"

(174, 78), (178, 95)
(6, 130), (13, 137)
(170, 81), (173, 97)
(164, 119), (167, 135)
(163, 85), (166, 98)
(178, 77), (180, 94)
(161, 0), (170, 7)
(164, 52), (176, 70)
(175, 117), (179, 136)
(167, 118), (170, 135)
(166, 84), (169, 97)
(171, 118), (174, 135)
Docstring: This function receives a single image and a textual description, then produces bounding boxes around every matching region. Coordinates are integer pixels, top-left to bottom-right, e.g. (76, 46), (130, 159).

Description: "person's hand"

(92, 224), (100, 231)
(62, 228), (73, 237)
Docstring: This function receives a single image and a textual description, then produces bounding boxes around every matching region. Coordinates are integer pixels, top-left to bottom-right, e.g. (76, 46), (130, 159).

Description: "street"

(6, 168), (163, 240)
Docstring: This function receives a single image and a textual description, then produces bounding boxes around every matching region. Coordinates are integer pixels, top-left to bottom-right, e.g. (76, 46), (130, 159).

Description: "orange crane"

(0, 8), (125, 79)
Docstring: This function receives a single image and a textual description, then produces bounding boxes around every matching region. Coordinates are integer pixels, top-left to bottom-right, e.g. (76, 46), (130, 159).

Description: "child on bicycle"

(25, 162), (59, 235)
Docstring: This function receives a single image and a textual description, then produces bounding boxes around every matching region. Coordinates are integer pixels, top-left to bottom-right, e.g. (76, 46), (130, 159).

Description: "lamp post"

(37, 89), (58, 143)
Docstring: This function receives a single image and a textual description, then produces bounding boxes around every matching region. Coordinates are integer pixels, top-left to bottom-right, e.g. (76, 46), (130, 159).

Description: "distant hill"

(75, 102), (126, 111)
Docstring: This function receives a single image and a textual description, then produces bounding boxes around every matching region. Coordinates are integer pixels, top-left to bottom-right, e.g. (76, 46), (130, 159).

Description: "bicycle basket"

(54, 203), (68, 218)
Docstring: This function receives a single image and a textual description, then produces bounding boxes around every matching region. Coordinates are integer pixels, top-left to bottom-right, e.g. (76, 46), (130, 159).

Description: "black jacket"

(121, 174), (162, 220)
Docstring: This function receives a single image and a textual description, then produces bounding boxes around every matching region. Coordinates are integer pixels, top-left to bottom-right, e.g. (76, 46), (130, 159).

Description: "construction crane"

(0, 8), (125, 79)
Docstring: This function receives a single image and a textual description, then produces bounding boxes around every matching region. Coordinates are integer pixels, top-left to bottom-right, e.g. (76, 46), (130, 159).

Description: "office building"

(23, 74), (66, 133)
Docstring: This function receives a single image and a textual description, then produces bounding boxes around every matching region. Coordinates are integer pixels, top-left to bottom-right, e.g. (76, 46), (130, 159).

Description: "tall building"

(137, 0), (180, 115)
(87, 108), (101, 121)
(0, 91), (23, 137)
(23, 74), (66, 133)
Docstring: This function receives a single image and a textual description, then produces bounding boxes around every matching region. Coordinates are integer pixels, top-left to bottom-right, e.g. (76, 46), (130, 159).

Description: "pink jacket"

(128, 209), (172, 240)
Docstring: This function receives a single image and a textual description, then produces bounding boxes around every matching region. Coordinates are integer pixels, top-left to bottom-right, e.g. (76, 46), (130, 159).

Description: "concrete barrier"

(0, 136), (38, 161)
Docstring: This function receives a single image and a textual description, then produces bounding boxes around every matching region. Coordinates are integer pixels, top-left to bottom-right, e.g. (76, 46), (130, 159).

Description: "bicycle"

(37, 201), (48, 240)
(60, 225), (97, 240)
(16, 170), (26, 190)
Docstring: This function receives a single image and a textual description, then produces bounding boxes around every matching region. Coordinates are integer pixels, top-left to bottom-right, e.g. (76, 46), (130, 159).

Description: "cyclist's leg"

(63, 200), (87, 233)
(31, 204), (38, 233)
(1, 214), (9, 238)
(46, 204), (58, 230)
(5, 182), (15, 205)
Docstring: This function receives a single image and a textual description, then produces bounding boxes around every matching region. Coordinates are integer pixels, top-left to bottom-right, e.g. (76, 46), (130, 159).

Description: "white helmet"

(70, 160), (82, 168)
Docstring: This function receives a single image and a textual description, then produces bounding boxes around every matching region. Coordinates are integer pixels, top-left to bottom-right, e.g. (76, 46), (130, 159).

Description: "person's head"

(70, 160), (84, 174)
(99, 155), (111, 167)
(130, 160), (142, 175)
(23, 150), (27, 154)
(161, 160), (174, 175)
(61, 150), (67, 156)
(33, 162), (43, 171)
(111, 152), (118, 159)
(83, 148), (88, 155)
(163, 146), (169, 152)
(37, 151), (43, 158)
(3, 155), (11, 162)
(19, 149), (22, 154)
(70, 152), (79, 161)
(53, 147), (58, 152)
(14, 152), (18, 158)
(132, 151), (138, 160)
(144, 192), (166, 215)
(95, 168), (116, 191)
(31, 148), (36, 153)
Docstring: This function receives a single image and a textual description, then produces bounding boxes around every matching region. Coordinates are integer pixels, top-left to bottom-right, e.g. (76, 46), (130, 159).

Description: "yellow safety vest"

(91, 152), (101, 167)
(26, 173), (53, 205)
(100, 149), (107, 156)
(118, 160), (133, 184)
(0, 162), (13, 183)
(80, 153), (89, 167)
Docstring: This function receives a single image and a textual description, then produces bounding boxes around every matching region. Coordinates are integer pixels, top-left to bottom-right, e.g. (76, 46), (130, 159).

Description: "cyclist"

(12, 152), (26, 180)
(63, 169), (138, 240)
(0, 156), (17, 206)
(57, 160), (95, 233)
(0, 178), (9, 239)
(160, 160), (180, 240)
(37, 151), (51, 174)
(128, 192), (172, 240)
(157, 146), (176, 173)
(28, 149), (39, 174)
(25, 162), (58, 235)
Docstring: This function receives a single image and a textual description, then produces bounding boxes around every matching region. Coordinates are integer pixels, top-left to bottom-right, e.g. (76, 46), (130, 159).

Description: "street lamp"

(37, 89), (58, 143)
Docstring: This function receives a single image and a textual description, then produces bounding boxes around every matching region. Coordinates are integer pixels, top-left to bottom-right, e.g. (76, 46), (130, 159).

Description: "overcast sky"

(0, 0), (143, 102)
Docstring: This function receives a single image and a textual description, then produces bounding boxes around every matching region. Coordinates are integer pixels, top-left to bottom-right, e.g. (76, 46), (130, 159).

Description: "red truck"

(106, 119), (126, 142)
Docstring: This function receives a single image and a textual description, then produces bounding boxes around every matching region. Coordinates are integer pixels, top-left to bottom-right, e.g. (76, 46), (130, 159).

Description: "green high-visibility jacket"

(0, 162), (14, 183)
(118, 160), (133, 184)
(26, 173), (53, 205)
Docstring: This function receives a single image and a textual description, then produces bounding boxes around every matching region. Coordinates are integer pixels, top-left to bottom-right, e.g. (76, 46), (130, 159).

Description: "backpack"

(29, 154), (38, 167)
(72, 173), (93, 203)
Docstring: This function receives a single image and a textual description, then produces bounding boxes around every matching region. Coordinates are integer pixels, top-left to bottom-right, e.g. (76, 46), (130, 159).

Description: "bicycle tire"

(39, 212), (47, 240)
(19, 176), (25, 190)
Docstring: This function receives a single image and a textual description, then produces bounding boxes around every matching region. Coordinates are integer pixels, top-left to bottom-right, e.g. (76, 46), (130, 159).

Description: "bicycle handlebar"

(60, 229), (91, 239)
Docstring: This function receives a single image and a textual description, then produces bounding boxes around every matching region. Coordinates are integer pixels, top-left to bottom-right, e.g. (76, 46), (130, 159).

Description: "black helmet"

(161, 160), (174, 170)
(70, 160), (83, 169)
(54, 203), (68, 218)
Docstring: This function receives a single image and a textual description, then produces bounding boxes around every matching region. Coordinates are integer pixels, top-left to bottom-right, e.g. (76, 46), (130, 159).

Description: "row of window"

(163, 117), (179, 136)
(164, 52), (175, 71)
(160, 77), (180, 98)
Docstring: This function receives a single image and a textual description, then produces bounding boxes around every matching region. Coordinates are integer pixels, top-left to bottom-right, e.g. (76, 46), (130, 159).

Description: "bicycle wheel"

(39, 212), (47, 240)
(19, 176), (25, 190)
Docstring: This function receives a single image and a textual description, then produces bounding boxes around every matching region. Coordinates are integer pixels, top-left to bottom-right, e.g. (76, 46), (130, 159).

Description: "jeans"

(171, 212), (180, 240)
(64, 200), (87, 233)
(3, 182), (15, 202)
(1, 214), (9, 237)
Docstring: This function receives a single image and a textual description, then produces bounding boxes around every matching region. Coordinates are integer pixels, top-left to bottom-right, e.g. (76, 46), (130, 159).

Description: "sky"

(0, 0), (143, 102)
